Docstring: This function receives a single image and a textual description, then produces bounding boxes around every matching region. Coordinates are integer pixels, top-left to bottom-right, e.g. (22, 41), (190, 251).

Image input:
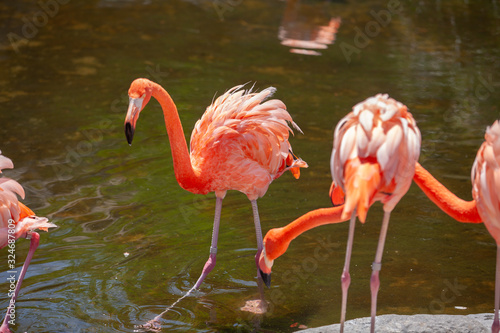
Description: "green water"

(0, 0), (499, 332)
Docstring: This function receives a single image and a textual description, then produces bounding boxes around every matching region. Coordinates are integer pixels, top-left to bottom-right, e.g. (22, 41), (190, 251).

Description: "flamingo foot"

(492, 313), (499, 333)
(193, 250), (217, 290)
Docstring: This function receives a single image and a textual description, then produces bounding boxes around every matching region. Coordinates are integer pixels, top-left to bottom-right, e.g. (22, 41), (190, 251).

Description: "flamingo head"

(258, 246), (273, 288)
(258, 227), (289, 288)
(125, 79), (154, 145)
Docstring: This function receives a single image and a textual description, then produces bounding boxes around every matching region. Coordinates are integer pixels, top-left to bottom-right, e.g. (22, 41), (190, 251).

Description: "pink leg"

(370, 211), (391, 333)
(340, 212), (357, 333)
(192, 196), (223, 290)
(251, 200), (263, 269)
(251, 200), (268, 310)
(492, 246), (500, 333)
(0, 232), (40, 333)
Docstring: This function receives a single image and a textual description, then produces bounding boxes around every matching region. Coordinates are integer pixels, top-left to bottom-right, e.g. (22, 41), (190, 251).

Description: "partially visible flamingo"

(331, 94), (421, 333)
(0, 151), (56, 333)
(124, 79), (307, 292)
(413, 120), (500, 333)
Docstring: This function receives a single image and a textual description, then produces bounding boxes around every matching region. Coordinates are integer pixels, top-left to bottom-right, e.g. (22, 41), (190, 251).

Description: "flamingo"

(124, 78), (307, 291)
(0, 151), (56, 333)
(331, 94), (421, 333)
(413, 120), (500, 333)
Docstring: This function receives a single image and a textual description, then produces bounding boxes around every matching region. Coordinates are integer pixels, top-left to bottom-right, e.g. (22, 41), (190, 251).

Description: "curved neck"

(150, 83), (200, 192)
(271, 206), (346, 260)
(413, 163), (482, 223)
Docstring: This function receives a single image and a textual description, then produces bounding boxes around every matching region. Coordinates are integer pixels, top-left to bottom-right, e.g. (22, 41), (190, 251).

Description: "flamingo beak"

(259, 269), (271, 288)
(125, 96), (144, 145)
(258, 249), (273, 288)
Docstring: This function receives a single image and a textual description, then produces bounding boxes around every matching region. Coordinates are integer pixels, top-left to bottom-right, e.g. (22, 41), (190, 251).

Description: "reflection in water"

(279, 0), (341, 56)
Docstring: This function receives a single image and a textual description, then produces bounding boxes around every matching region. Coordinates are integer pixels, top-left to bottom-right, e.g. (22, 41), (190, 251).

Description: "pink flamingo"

(124, 79), (307, 291)
(413, 120), (500, 333)
(0, 151), (56, 333)
(331, 94), (421, 333)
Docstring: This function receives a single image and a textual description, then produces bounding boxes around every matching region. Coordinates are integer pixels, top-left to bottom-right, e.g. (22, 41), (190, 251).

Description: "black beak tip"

(259, 269), (271, 288)
(125, 122), (134, 145)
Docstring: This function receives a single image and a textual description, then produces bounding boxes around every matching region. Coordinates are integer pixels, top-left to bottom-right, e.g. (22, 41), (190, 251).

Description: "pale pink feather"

(189, 85), (307, 200)
(331, 94), (421, 215)
(472, 120), (500, 244)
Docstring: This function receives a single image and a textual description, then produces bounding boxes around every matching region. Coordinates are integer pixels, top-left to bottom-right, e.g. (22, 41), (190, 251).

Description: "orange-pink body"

(330, 94), (421, 221)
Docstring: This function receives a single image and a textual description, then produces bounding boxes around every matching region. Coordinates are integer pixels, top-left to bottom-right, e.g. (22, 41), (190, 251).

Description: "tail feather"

(329, 182), (345, 206)
(342, 161), (381, 222)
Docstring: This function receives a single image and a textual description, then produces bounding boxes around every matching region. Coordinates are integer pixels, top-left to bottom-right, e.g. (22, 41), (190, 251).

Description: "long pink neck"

(268, 206), (347, 260)
(413, 162), (482, 223)
(282, 206), (346, 241)
(150, 82), (202, 193)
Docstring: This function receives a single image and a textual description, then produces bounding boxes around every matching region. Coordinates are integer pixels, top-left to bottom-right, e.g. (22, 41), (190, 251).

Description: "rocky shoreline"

(299, 313), (494, 332)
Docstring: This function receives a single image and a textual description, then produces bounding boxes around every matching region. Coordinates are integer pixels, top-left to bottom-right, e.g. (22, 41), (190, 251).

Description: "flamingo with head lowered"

(414, 120), (500, 333)
(0, 151), (56, 333)
(124, 78), (307, 292)
(260, 94), (420, 332)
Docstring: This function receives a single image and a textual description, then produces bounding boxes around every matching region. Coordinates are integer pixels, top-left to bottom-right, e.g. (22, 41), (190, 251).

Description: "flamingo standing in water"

(124, 79), (307, 291)
(331, 94), (421, 333)
(0, 151), (56, 333)
(414, 120), (500, 333)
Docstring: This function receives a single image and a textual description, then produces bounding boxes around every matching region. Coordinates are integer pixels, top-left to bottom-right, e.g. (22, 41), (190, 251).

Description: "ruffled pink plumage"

(331, 94), (421, 222)
(189, 85), (308, 200)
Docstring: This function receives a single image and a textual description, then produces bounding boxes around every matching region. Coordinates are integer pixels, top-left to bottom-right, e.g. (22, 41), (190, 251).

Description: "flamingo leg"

(370, 210), (391, 333)
(0, 232), (40, 333)
(493, 245), (500, 333)
(251, 200), (268, 306)
(251, 200), (264, 268)
(193, 196), (223, 290)
(340, 210), (357, 333)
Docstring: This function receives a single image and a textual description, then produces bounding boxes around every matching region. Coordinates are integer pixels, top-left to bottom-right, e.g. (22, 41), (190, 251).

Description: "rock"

(298, 313), (493, 333)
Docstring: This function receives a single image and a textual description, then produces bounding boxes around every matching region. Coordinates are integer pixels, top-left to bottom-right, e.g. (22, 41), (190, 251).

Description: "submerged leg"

(144, 197), (225, 327)
(370, 210), (391, 333)
(192, 196), (223, 290)
(0, 232), (40, 333)
(492, 246), (500, 333)
(340, 211), (357, 333)
(251, 199), (267, 312)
